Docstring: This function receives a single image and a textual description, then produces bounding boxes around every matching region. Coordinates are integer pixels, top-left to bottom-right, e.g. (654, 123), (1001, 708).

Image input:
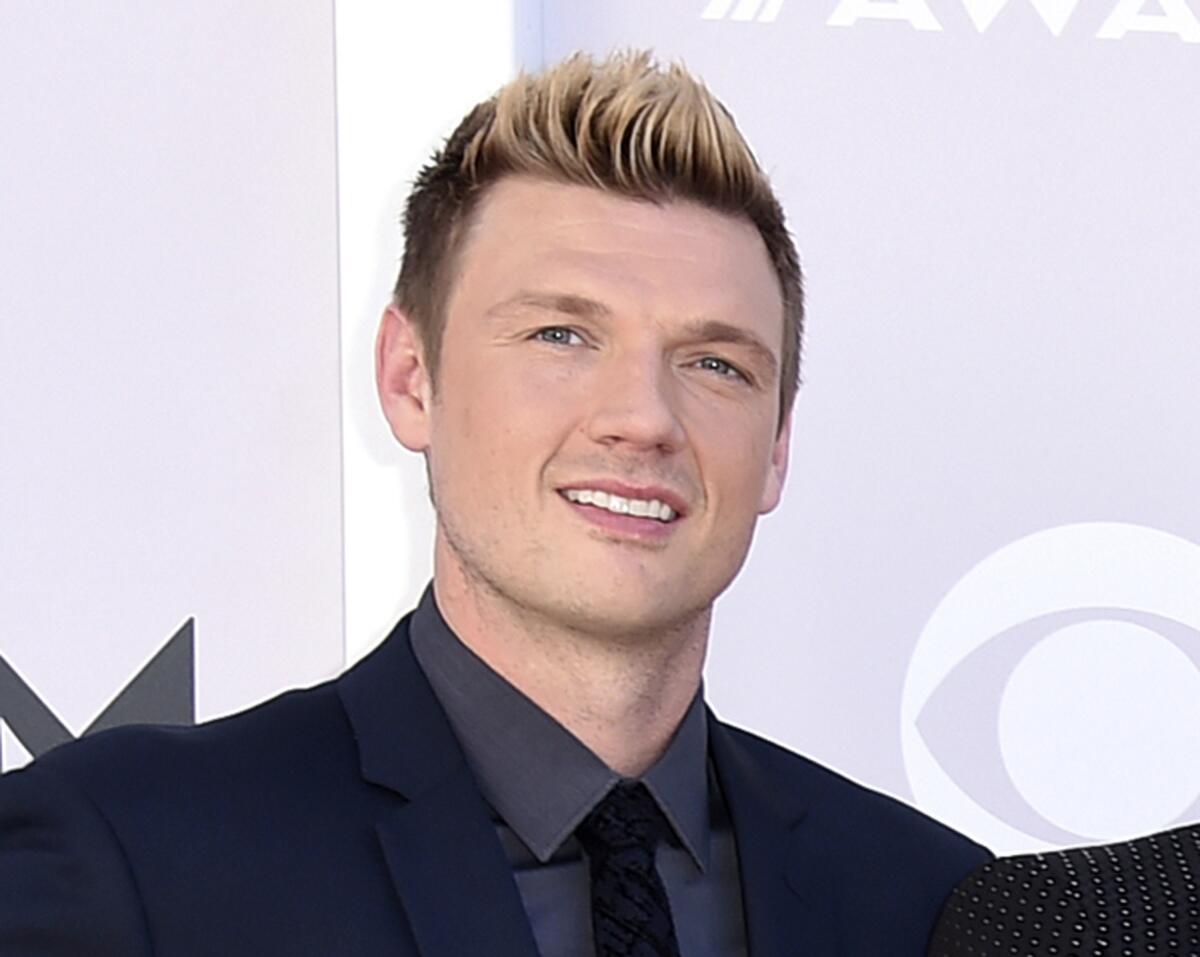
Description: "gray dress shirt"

(409, 586), (748, 957)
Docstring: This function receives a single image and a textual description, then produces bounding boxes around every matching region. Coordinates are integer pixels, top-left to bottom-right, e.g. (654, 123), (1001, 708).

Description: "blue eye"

(533, 327), (583, 347)
(696, 356), (747, 381)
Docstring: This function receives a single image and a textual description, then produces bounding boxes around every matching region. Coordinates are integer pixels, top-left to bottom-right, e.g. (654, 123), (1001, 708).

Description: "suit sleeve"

(0, 762), (152, 956)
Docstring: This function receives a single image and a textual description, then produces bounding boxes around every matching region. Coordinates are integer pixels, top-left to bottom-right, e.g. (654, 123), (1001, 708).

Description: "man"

(0, 52), (989, 955)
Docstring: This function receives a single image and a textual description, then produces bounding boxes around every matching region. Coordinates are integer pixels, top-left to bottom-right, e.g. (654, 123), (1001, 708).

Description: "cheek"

(695, 415), (778, 509)
(433, 358), (581, 483)
(498, 355), (592, 438)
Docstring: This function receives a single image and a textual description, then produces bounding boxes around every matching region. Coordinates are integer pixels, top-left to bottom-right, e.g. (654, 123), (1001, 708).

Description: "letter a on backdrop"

(1097, 0), (1200, 41)
(827, 0), (944, 29)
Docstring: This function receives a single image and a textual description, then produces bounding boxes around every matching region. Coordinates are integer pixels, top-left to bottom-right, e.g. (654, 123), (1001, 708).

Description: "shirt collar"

(409, 584), (710, 871)
(641, 689), (709, 870)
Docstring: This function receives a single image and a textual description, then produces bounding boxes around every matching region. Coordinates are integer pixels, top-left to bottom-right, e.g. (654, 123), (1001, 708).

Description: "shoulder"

(0, 679), (355, 952)
(713, 720), (991, 952)
(718, 721), (992, 871)
(929, 824), (1200, 956)
(3, 673), (355, 825)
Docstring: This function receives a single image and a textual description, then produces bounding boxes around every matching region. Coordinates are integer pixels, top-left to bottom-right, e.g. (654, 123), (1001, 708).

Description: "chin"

(530, 584), (709, 641)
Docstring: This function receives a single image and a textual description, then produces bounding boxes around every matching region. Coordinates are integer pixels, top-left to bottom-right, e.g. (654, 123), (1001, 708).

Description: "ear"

(757, 411), (792, 515)
(375, 304), (433, 452)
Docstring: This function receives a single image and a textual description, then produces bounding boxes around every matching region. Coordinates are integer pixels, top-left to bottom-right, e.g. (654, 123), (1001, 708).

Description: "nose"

(582, 353), (687, 453)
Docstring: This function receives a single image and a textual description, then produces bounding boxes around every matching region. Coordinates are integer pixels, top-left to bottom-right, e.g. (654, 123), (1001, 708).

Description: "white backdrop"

(0, 1), (344, 767)
(3, 0), (1197, 857)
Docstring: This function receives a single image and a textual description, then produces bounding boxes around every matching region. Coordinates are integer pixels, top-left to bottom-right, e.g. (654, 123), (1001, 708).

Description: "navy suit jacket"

(0, 614), (990, 955)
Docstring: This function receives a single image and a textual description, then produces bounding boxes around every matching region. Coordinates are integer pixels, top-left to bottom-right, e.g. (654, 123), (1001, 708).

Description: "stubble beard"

(433, 489), (714, 650)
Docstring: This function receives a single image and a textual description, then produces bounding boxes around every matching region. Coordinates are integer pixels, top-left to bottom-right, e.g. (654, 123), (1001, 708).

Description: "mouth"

(556, 482), (687, 541)
(561, 487), (677, 522)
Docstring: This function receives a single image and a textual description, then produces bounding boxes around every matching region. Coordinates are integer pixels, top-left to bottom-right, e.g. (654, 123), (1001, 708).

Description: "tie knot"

(576, 781), (671, 859)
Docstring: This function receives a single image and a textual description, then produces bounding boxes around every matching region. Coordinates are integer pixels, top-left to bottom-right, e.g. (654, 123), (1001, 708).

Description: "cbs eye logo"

(901, 522), (1200, 855)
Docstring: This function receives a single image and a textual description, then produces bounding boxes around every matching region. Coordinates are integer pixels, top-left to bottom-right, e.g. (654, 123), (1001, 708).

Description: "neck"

(431, 540), (709, 778)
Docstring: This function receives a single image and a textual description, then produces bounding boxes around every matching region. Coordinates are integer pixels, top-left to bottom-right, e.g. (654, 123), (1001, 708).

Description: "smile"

(561, 488), (677, 523)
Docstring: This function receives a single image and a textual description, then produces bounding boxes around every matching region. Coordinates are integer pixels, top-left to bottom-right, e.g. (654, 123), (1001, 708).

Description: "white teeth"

(562, 488), (677, 522)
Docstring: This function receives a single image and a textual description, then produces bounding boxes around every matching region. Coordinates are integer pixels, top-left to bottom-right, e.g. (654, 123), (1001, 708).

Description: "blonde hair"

(394, 50), (803, 423)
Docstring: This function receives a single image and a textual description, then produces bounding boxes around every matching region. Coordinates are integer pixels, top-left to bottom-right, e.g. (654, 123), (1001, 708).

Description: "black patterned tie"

(576, 781), (683, 957)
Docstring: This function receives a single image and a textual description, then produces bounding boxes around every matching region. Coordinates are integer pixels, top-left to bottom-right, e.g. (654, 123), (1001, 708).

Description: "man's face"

(380, 177), (790, 638)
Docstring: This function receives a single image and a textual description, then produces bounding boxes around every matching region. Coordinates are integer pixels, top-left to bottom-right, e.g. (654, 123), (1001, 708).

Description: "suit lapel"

(374, 766), (541, 957)
(337, 616), (540, 957)
(710, 715), (839, 957)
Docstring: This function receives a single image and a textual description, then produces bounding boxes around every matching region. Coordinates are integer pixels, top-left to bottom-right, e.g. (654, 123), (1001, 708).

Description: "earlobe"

(375, 304), (433, 452)
(758, 411), (792, 514)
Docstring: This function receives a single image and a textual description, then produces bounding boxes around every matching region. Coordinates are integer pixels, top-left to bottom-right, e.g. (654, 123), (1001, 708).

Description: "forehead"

(448, 177), (783, 336)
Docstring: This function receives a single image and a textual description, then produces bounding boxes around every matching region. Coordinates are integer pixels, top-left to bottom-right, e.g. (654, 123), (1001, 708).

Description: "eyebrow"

(486, 290), (779, 381)
(485, 291), (612, 321)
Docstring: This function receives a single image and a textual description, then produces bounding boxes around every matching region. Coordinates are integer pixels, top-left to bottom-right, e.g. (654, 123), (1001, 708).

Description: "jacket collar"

(336, 614), (540, 957)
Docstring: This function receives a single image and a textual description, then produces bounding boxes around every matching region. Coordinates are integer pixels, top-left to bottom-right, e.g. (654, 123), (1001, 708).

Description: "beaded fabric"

(927, 824), (1200, 956)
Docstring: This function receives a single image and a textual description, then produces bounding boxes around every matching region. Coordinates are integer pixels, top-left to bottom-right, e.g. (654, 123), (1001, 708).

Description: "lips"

(556, 479), (690, 542)
(555, 480), (689, 520)
(561, 487), (676, 522)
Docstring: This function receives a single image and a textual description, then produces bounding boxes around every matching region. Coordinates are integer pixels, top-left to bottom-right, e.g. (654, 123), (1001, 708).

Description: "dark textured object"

(928, 824), (1200, 956)
(577, 782), (682, 957)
